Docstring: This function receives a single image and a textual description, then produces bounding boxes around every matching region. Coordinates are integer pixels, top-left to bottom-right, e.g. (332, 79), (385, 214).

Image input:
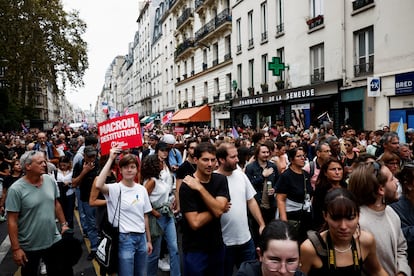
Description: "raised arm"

(95, 145), (122, 195)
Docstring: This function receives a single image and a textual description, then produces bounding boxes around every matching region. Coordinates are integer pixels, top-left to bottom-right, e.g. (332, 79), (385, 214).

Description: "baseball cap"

(84, 146), (97, 157)
(149, 134), (159, 140)
(161, 134), (176, 145)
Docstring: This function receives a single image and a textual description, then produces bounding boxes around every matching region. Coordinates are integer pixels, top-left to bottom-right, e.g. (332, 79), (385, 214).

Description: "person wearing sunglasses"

(237, 219), (305, 276)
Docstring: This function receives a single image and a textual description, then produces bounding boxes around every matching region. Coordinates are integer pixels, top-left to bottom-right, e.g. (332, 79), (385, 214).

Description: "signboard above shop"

(395, 71), (414, 95)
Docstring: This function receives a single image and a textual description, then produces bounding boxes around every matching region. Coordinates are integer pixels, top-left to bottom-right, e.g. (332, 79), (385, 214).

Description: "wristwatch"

(61, 222), (69, 227)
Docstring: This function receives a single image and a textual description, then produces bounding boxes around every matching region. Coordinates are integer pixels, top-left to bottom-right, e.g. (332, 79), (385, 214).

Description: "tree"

(0, 0), (88, 130)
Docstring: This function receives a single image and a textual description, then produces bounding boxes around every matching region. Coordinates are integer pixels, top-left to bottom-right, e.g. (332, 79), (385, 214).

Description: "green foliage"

(0, 0), (88, 130)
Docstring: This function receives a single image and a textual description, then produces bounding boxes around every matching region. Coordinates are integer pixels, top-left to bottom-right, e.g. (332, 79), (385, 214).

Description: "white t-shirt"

(105, 183), (152, 234)
(220, 169), (256, 246)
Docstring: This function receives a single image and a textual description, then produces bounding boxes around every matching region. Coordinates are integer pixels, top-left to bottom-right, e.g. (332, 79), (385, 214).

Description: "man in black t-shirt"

(179, 142), (230, 276)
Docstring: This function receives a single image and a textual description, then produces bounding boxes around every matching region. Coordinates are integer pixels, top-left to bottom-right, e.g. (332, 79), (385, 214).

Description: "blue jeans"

(147, 214), (181, 276)
(183, 246), (225, 276)
(82, 201), (98, 250)
(75, 188), (87, 232)
(224, 238), (256, 275)
(118, 232), (148, 276)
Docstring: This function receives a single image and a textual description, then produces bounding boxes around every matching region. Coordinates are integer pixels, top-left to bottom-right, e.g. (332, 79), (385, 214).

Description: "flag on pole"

(232, 126), (239, 139)
(162, 112), (173, 124)
(397, 117), (406, 144)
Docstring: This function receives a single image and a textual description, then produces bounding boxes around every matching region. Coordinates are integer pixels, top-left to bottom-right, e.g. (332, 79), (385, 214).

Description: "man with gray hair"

(6, 151), (70, 275)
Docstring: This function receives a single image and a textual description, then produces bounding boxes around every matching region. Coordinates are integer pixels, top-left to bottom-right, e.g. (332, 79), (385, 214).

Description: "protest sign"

(98, 114), (142, 155)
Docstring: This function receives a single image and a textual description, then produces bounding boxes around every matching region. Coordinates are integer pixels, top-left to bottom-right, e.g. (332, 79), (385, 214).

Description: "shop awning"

(171, 105), (211, 124)
(140, 116), (150, 123)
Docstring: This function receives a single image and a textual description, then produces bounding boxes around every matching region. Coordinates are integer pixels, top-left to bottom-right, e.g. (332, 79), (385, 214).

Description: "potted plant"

(275, 80), (285, 90)
(248, 87), (254, 96)
(260, 83), (268, 92)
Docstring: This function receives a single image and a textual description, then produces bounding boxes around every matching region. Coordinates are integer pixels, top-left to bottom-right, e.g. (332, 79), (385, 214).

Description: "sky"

(62, 0), (140, 111)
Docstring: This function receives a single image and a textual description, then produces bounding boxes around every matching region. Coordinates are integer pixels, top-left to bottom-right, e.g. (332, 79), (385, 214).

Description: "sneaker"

(158, 257), (170, 272)
(40, 260), (47, 275)
(87, 250), (96, 261)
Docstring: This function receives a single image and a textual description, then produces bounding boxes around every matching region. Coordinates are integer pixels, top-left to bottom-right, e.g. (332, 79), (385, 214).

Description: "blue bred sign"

(395, 71), (414, 95)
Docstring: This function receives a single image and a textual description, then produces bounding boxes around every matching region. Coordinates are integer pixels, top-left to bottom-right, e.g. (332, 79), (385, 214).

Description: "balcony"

(354, 62), (374, 77)
(176, 8), (194, 31)
(311, 69), (325, 83)
(195, 0), (205, 13)
(353, 0), (374, 10)
(261, 31), (268, 42)
(212, 59), (218, 66)
(306, 15), (324, 30)
(248, 38), (254, 48)
(224, 53), (232, 61)
(276, 23), (284, 34)
(174, 38), (195, 60)
(236, 44), (242, 53)
(202, 62), (208, 71)
(195, 8), (232, 44)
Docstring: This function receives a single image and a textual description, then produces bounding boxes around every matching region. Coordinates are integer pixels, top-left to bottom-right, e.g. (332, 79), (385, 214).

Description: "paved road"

(0, 214), (97, 276)
(0, 214), (172, 276)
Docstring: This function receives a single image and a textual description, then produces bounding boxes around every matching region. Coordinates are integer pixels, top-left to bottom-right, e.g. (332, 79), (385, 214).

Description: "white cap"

(161, 134), (176, 144)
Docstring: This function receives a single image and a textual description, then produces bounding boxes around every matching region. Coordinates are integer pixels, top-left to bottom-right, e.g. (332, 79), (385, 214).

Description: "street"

(0, 215), (97, 276)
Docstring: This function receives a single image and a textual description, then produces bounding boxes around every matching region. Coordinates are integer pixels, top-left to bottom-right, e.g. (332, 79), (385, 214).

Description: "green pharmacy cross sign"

(268, 57), (288, 76)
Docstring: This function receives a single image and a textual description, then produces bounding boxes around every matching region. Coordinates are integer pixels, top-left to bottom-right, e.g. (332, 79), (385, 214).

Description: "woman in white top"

(95, 145), (152, 276)
(142, 149), (181, 276)
(56, 156), (74, 228)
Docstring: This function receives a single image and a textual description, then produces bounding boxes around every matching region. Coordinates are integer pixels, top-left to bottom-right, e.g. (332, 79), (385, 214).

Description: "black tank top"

(308, 232), (363, 276)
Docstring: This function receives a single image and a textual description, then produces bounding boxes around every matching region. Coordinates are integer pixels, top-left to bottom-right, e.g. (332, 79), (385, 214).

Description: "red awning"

(171, 105), (211, 123)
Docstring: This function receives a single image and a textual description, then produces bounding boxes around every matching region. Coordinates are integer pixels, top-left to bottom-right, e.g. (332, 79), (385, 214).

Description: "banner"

(98, 113), (142, 155)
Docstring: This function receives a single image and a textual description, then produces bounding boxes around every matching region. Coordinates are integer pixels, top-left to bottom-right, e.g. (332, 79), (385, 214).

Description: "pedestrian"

(276, 147), (313, 244)
(300, 188), (387, 275)
(390, 163), (414, 272)
(72, 145), (100, 260)
(56, 156), (75, 229)
(216, 143), (265, 275)
(311, 158), (346, 231)
(237, 219), (306, 276)
(6, 150), (71, 275)
(95, 145), (152, 276)
(0, 158), (22, 221)
(179, 142), (230, 276)
(142, 153), (181, 276)
(245, 143), (279, 243)
(348, 161), (411, 276)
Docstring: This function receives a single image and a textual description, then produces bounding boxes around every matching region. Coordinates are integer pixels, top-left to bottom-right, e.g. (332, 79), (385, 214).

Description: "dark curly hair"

(141, 154), (161, 181)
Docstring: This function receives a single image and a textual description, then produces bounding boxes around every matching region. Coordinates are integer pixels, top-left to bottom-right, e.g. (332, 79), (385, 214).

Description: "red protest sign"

(98, 114), (142, 155)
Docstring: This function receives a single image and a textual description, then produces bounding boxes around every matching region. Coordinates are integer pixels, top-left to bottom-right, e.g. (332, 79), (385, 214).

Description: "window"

(261, 54), (268, 84)
(310, 44), (324, 83)
(237, 64), (242, 92)
(236, 18), (242, 52)
(248, 11), (254, 47)
(354, 26), (374, 77)
(261, 2), (268, 42)
(249, 59), (254, 88)
(310, 0), (324, 18)
(213, 43), (219, 66)
(276, 0), (284, 33)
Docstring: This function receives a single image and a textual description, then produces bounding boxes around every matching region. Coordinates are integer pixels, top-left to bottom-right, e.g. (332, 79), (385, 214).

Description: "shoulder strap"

(307, 230), (327, 257)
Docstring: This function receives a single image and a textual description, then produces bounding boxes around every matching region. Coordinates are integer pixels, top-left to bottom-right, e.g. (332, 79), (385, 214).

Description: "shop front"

(389, 71), (414, 130)
(231, 80), (341, 132)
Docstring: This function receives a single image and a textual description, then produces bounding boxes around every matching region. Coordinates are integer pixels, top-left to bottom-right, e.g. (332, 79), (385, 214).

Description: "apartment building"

(231, 0), (414, 131)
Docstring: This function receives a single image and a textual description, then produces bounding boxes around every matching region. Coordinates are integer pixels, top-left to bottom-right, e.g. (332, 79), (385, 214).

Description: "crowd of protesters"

(0, 122), (414, 275)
